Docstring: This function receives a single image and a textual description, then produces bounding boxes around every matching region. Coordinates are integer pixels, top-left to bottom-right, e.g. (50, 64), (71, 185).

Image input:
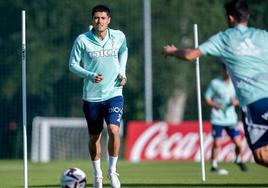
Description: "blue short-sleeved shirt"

(199, 24), (268, 107)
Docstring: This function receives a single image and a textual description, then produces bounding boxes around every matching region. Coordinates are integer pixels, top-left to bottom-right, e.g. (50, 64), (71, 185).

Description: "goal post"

(31, 117), (91, 163)
(31, 116), (125, 163)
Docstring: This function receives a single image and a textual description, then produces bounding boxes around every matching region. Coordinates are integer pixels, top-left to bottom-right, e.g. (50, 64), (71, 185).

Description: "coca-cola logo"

(127, 121), (253, 162)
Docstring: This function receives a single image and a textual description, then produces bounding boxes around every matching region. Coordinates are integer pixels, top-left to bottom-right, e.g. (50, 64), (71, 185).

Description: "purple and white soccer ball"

(60, 167), (87, 188)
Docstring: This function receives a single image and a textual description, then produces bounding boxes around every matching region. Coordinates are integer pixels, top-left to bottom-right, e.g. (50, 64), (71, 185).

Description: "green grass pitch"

(1, 160), (268, 187)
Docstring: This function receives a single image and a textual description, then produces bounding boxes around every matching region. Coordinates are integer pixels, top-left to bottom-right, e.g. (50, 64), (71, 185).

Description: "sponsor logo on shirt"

(234, 38), (260, 56)
(88, 49), (117, 58)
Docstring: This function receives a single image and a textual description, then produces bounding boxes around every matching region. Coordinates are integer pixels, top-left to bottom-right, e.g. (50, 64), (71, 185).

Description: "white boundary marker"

(22, 10), (28, 188)
(194, 24), (206, 182)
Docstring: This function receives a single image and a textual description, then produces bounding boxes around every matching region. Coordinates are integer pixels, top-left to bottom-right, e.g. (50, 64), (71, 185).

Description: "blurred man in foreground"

(162, 0), (268, 167)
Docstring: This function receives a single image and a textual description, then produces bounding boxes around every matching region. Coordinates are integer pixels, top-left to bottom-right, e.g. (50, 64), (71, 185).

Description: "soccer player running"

(162, 0), (268, 168)
(69, 5), (128, 188)
(205, 65), (247, 172)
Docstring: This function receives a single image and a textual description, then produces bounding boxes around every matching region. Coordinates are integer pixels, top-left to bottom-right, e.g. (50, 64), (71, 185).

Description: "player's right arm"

(162, 44), (202, 61)
(162, 32), (223, 61)
(69, 36), (101, 83)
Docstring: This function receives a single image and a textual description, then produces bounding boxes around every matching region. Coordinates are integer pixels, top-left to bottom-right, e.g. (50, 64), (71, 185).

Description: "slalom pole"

(194, 24), (206, 182)
(22, 10), (28, 188)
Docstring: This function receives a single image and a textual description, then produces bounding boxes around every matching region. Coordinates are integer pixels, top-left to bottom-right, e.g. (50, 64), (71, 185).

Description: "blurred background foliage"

(0, 0), (267, 158)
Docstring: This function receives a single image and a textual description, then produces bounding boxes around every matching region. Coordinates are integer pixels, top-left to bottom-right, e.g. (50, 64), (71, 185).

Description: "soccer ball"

(217, 168), (229, 175)
(60, 167), (87, 188)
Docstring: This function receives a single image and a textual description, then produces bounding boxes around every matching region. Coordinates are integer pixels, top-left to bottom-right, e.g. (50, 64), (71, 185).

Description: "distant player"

(69, 5), (128, 188)
(162, 0), (268, 167)
(205, 65), (247, 172)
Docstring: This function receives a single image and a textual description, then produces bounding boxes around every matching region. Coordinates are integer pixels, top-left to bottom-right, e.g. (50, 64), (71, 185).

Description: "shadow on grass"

(24, 183), (268, 187)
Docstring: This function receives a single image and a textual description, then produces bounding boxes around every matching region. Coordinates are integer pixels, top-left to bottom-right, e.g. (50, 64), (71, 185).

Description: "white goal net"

(31, 116), (108, 163)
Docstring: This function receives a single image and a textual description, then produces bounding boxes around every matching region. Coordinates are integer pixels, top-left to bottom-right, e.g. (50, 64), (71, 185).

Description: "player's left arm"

(230, 83), (239, 107)
(162, 44), (202, 61)
(118, 34), (128, 86)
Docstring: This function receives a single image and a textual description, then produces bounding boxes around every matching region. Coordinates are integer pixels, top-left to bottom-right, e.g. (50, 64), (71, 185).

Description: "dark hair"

(91, 5), (111, 18)
(224, 0), (250, 22)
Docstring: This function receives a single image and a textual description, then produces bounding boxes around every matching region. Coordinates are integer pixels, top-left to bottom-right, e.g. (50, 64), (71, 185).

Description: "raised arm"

(162, 44), (202, 61)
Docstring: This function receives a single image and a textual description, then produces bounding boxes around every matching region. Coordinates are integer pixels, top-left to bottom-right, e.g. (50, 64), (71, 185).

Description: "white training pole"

(194, 24), (206, 182)
(22, 10), (28, 188)
(143, 0), (153, 122)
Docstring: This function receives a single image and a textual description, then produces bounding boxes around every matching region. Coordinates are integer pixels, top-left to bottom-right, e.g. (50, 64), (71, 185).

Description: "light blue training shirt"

(199, 24), (268, 107)
(205, 77), (238, 126)
(69, 27), (128, 102)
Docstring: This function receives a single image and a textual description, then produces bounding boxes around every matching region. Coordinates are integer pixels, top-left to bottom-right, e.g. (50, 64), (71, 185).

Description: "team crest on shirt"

(110, 35), (116, 48)
(112, 39), (116, 48)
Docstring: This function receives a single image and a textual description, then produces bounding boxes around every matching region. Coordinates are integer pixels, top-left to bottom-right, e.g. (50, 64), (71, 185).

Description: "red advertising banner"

(125, 121), (253, 162)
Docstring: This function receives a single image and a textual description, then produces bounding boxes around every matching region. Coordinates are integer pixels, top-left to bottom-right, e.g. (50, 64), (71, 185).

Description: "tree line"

(0, 0), (267, 158)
